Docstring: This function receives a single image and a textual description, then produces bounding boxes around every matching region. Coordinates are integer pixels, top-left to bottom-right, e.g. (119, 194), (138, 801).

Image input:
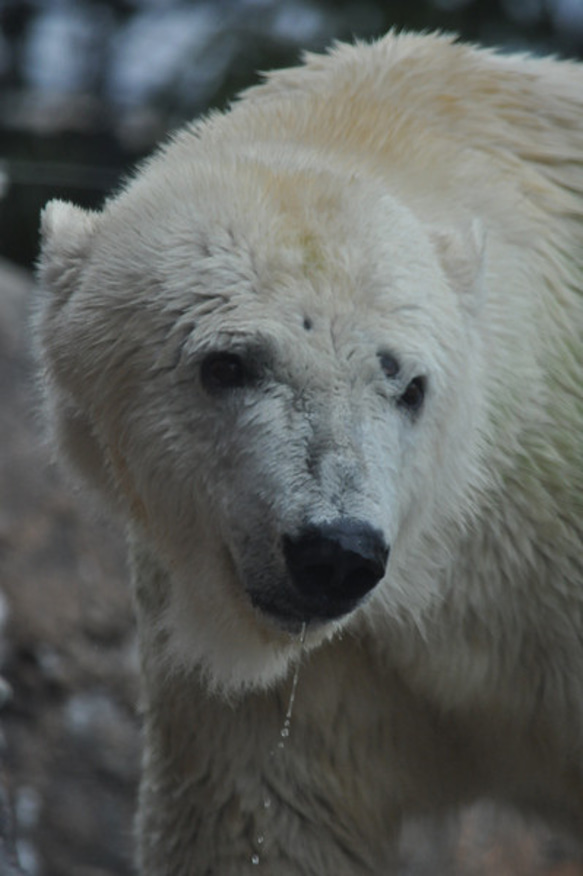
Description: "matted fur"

(36, 31), (583, 875)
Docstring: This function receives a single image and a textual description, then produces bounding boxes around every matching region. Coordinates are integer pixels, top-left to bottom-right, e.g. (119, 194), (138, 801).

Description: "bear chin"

(155, 565), (342, 695)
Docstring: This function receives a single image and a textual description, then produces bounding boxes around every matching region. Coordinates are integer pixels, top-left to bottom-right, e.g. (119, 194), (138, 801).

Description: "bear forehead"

(99, 155), (447, 320)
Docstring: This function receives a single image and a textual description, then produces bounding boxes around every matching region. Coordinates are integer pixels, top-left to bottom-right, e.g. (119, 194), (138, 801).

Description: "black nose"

(283, 520), (389, 619)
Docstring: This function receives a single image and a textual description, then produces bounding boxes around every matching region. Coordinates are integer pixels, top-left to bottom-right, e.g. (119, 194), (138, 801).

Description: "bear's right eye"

(201, 352), (248, 393)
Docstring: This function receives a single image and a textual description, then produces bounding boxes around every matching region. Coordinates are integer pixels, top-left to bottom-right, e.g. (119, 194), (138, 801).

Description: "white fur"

(36, 31), (583, 875)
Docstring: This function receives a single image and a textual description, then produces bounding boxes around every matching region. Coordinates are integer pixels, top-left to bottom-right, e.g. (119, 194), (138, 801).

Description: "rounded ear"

(431, 218), (487, 315)
(39, 199), (100, 304)
(36, 200), (115, 504)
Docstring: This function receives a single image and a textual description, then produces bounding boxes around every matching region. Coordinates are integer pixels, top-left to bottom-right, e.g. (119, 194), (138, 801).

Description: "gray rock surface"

(0, 258), (138, 876)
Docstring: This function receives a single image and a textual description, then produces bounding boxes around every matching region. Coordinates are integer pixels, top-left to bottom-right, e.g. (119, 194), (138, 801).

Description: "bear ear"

(430, 218), (486, 315)
(37, 200), (115, 504)
(39, 199), (100, 304)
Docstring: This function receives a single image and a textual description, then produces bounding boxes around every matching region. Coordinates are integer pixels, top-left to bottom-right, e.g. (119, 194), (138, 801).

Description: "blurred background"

(2, 0), (583, 271)
(1, 1), (583, 875)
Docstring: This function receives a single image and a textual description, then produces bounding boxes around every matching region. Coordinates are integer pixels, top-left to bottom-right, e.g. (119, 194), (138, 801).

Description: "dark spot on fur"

(306, 451), (319, 478)
(303, 316), (313, 331)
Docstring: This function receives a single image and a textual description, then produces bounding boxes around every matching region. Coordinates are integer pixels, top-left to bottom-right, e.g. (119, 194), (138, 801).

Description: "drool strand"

(251, 621), (307, 866)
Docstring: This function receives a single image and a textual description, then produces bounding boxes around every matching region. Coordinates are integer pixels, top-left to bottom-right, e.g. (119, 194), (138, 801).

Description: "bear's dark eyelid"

(397, 375), (427, 414)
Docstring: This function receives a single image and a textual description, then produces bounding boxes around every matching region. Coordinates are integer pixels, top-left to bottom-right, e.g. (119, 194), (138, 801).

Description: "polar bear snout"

(282, 520), (389, 621)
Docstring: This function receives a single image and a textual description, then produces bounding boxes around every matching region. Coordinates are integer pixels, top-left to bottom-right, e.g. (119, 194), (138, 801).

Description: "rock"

(0, 258), (137, 875)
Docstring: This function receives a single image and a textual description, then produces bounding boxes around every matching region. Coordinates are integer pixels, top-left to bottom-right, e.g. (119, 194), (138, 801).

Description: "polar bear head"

(37, 147), (487, 693)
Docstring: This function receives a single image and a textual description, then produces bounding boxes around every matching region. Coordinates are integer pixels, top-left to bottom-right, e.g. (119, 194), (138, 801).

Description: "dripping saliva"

(251, 621), (307, 866)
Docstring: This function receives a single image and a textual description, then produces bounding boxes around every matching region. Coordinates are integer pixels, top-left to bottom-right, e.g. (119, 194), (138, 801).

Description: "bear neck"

(127, 525), (583, 873)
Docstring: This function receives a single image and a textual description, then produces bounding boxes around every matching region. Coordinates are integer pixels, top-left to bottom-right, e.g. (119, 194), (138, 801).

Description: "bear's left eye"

(201, 352), (249, 393)
(398, 376), (427, 414)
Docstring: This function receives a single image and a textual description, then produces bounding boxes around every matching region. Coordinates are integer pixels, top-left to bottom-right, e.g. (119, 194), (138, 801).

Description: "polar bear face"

(38, 158), (486, 692)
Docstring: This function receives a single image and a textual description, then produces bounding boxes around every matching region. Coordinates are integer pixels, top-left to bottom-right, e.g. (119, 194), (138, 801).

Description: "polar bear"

(36, 30), (583, 875)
